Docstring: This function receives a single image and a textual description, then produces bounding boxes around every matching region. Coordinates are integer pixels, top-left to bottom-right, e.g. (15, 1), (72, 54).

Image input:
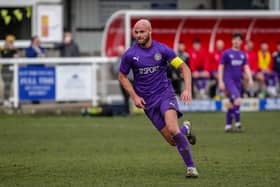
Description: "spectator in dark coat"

(25, 36), (46, 58)
(55, 32), (80, 57)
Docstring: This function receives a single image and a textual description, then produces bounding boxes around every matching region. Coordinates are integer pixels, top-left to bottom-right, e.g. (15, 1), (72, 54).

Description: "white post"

(13, 63), (19, 108)
(100, 63), (107, 103)
(125, 13), (131, 49)
(91, 63), (98, 107)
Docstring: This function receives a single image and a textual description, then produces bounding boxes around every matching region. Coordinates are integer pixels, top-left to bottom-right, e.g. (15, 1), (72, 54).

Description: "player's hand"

(219, 81), (225, 91)
(132, 95), (146, 109)
(181, 89), (192, 104)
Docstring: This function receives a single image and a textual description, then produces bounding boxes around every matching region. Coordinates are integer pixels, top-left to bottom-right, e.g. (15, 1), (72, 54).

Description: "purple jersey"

(120, 40), (177, 108)
(220, 48), (247, 82)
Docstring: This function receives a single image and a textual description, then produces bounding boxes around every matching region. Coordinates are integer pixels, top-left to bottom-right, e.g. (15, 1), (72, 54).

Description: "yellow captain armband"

(170, 57), (184, 69)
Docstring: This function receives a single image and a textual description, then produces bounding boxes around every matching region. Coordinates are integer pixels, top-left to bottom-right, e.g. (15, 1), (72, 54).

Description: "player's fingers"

(180, 94), (186, 103)
(136, 103), (144, 108)
(186, 95), (192, 104)
(141, 98), (146, 105)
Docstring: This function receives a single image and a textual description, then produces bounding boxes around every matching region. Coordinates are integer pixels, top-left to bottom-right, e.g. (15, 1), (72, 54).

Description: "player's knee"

(166, 126), (179, 137)
(161, 127), (176, 146)
(167, 138), (176, 146)
(227, 102), (234, 109)
(234, 98), (241, 105)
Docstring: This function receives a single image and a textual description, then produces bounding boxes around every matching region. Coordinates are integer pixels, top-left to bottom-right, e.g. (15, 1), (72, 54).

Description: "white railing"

(0, 57), (117, 108)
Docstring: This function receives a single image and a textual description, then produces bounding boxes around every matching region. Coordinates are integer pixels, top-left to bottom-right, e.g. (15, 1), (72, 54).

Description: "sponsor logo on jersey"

(139, 65), (160, 74)
(231, 60), (243, 65)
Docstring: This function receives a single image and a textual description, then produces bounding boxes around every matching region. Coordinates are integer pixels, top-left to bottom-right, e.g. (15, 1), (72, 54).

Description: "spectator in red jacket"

(208, 39), (224, 98)
(209, 39), (224, 79)
(188, 39), (210, 99)
(243, 40), (264, 97)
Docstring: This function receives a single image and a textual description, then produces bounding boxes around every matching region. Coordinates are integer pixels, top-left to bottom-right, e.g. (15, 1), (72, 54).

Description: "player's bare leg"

(161, 109), (199, 178)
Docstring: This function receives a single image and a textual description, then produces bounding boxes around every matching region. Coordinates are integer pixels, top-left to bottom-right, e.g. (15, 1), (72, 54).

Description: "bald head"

(133, 19), (152, 31)
(133, 19), (152, 48)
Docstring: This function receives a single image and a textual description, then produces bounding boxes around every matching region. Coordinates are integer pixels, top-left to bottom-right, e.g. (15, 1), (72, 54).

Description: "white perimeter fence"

(0, 57), (120, 108)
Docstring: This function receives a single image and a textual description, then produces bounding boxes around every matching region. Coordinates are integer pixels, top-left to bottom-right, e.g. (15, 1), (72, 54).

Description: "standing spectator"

(257, 41), (278, 97)
(111, 45), (132, 115)
(209, 40), (224, 79)
(188, 39), (210, 99)
(272, 42), (280, 93)
(209, 39), (224, 97)
(0, 35), (19, 107)
(55, 32), (80, 57)
(177, 43), (189, 65)
(25, 36), (45, 104)
(244, 40), (264, 97)
(168, 43), (189, 95)
(25, 36), (46, 58)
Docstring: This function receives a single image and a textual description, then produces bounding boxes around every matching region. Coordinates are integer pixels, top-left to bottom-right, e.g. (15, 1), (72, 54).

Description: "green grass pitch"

(0, 112), (279, 187)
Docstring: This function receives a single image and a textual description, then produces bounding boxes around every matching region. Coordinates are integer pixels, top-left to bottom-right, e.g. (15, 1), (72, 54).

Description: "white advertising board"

(56, 65), (92, 101)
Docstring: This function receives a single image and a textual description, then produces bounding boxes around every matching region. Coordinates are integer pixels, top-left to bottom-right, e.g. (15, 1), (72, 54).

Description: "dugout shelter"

(102, 10), (280, 57)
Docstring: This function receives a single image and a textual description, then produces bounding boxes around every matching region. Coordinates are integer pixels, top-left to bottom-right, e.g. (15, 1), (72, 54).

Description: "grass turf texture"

(0, 112), (279, 187)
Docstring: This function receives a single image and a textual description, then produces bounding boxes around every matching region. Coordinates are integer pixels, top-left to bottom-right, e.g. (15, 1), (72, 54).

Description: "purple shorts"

(225, 79), (241, 103)
(144, 97), (183, 131)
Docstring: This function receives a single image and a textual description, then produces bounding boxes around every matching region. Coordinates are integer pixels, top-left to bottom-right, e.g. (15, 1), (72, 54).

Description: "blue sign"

(18, 66), (55, 100)
(259, 98), (280, 110)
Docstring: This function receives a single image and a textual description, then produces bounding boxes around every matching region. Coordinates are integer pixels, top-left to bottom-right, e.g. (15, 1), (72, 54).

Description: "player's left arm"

(244, 64), (254, 88)
(170, 57), (192, 104)
(243, 52), (254, 88)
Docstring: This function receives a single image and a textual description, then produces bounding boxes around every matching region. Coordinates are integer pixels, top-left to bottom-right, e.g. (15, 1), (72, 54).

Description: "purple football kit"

(220, 48), (247, 102)
(120, 40), (182, 131)
(120, 40), (195, 169)
(220, 48), (247, 126)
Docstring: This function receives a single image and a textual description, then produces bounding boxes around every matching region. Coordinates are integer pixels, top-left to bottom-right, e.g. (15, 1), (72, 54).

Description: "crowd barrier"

(1, 57), (279, 112)
(0, 57), (117, 108)
(178, 98), (280, 112)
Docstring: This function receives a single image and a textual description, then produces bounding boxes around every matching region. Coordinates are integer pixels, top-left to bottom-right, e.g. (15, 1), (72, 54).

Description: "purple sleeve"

(242, 52), (248, 65)
(119, 52), (131, 75)
(220, 51), (228, 65)
(163, 44), (177, 63)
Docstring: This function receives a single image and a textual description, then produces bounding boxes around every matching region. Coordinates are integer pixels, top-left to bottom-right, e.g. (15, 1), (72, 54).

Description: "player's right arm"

(119, 51), (146, 109)
(118, 73), (146, 109)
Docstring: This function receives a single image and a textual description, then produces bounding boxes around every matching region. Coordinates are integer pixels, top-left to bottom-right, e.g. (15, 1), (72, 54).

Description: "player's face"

(232, 37), (242, 49)
(133, 26), (151, 46)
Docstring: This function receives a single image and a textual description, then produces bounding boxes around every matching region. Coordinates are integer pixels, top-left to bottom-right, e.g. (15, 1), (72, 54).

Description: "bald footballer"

(119, 19), (199, 178)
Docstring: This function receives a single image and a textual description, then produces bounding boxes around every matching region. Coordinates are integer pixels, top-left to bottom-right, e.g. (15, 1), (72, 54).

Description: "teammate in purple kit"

(218, 33), (254, 132)
(119, 19), (199, 178)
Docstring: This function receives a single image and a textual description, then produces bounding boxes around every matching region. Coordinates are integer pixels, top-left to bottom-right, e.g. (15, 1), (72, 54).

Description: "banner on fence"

(18, 66), (55, 100)
(56, 65), (92, 101)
